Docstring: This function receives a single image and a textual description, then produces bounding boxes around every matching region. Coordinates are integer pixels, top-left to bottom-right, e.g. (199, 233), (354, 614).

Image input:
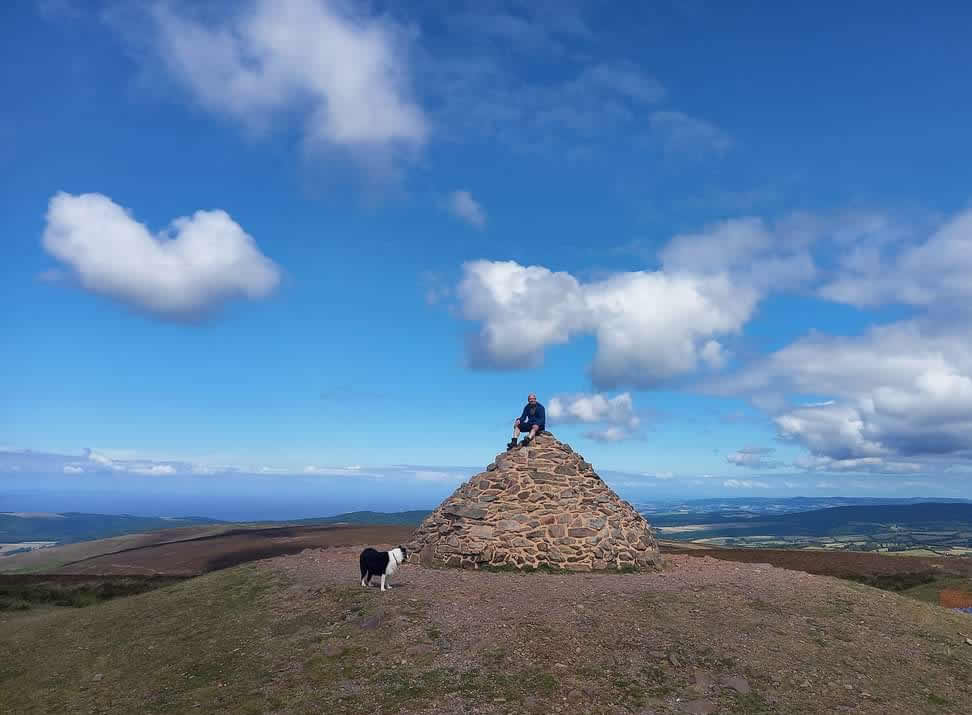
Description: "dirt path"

(265, 545), (972, 714)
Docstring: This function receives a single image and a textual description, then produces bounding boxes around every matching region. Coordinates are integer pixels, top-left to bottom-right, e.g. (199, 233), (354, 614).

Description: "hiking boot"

(507, 439), (517, 450)
(520, 436), (532, 447)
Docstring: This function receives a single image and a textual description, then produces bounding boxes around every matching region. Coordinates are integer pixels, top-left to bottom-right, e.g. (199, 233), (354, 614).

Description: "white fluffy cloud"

(712, 318), (972, 473)
(42, 192), (280, 318)
(457, 259), (757, 387)
(548, 392), (642, 442)
(660, 215), (817, 293)
(548, 392), (639, 426)
(674, 205), (972, 476)
(146, 0), (425, 164)
(447, 190), (486, 229)
(455, 212), (831, 386)
(820, 208), (972, 308)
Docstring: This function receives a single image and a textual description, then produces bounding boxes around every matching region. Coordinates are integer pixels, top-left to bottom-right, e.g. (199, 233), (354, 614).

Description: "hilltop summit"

(407, 432), (660, 571)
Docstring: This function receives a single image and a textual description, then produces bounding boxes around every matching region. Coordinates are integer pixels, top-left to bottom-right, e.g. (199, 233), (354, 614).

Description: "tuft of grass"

(0, 596), (31, 611)
(845, 570), (938, 592)
(0, 577), (185, 611)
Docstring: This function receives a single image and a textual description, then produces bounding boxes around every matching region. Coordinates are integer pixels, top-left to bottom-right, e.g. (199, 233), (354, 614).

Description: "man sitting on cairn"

(508, 393), (546, 449)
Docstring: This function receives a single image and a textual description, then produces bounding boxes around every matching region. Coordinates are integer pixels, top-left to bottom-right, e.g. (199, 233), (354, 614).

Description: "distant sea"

(2, 472), (448, 522)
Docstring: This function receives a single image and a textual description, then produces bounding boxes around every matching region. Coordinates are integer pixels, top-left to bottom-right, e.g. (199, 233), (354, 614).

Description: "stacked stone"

(406, 432), (660, 572)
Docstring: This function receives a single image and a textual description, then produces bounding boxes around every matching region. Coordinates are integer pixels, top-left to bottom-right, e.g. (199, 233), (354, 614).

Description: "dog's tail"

(359, 551), (368, 580)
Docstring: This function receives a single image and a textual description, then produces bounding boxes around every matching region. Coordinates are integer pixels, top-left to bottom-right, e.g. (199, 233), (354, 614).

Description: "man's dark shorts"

(516, 419), (544, 432)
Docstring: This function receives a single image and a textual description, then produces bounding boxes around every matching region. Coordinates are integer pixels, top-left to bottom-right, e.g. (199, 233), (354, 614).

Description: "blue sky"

(3, 0), (972, 517)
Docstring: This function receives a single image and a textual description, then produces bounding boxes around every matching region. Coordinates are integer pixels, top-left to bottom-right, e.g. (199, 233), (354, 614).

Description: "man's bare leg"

(522, 424), (540, 446)
(508, 420), (521, 449)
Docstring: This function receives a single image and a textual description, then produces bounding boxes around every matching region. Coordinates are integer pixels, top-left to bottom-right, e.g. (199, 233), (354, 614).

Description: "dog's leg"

(381, 574), (389, 591)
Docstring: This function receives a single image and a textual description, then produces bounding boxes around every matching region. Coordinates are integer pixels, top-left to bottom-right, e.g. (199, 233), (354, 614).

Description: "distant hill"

(650, 496), (971, 509)
(297, 510), (431, 526)
(643, 496), (972, 522)
(0, 511), (430, 548)
(654, 502), (972, 538)
(7, 502), (970, 551)
(0, 513), (223, 545)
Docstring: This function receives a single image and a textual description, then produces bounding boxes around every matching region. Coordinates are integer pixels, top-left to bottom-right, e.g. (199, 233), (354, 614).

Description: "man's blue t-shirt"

(519, 402), (546, 429)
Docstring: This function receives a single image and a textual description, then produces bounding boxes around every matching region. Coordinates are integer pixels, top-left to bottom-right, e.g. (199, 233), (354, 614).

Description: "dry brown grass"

(939, 589), (972, 608)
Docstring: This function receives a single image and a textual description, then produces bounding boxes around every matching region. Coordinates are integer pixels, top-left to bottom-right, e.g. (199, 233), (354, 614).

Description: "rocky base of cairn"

(407, 433), (660, 572)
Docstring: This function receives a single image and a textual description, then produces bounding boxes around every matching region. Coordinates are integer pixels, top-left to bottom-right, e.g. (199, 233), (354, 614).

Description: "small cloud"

(190, 464), (223, 475)
(794, 455), (922, 474)
(583, 427), (628, 443)
(63, 464), (83, 474)
(302, 465), (381, 478)
(84, 449), (116, 468)
(447, 190), (486, 229)
(411, 470), (464, 482)
(551, 392), (641, 442)
(129, 464), (176, 476)
(258, 466), (289, 474)
(723, 479), (769, 488)
(420, 271), (453, 306)
(646, 471), (674, 480)
(727, 446), (783, 469)
(649, 111), (731, 156)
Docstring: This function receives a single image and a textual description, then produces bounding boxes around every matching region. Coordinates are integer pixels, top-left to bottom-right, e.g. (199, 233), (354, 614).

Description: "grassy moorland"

(1, 542), (971, 714)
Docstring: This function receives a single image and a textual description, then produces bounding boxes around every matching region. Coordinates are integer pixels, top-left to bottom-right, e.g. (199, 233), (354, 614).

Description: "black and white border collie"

(359, 545), (407, 592)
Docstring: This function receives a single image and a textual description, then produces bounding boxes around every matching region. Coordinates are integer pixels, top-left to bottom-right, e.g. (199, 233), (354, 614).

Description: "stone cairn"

(407, 432), (661, 571)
